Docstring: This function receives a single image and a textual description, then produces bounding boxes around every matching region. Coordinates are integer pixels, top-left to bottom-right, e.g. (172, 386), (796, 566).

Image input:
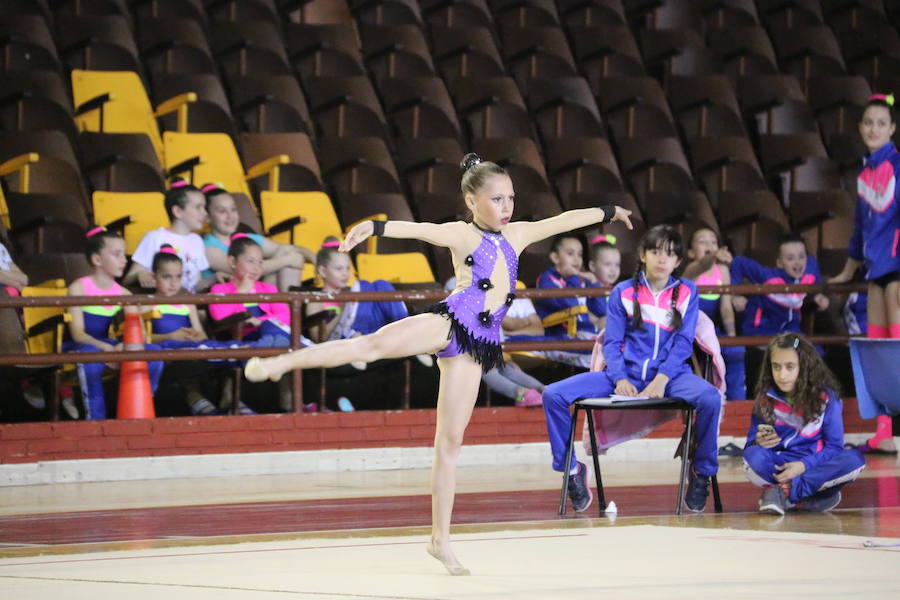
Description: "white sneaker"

(415, 354), (434, 367)
(61, 397), (79, 420)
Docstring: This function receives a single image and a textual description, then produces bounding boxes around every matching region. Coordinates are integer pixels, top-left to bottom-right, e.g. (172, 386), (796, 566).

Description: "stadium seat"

(396, 137), (465, 196)
(499, 25), (579, 88)
(79, 132), (166, 193)
(568, 25), (645, 89)
(351, 0), (423, 25)
(241, 132), (324, 192)
(136, 17), (217, 77)
(545, 138), (624, 209)
(356, 251), (435, 283)
(306, 75), (391, 141)
(429, 25), (506, 79)
(92, 191), (168, 254)
(421, 0), (494, 28)
(229, 74), (314, 135)
(360, 24), (435, 79)
(525, 77), (606, 141)
(56, 14), (142, 73)
(451, 76), (536, 140)
(378, 76), (461, 140)
(0, 14), (61, 72)
(152, 72), (236, 138)
(284, 22), (366, 78)
(210, 19), (291, 78)
(318, 137), (402, 194)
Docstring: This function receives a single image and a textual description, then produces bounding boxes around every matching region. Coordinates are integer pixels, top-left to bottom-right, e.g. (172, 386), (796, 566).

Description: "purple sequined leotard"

(429, 227), (518, 372)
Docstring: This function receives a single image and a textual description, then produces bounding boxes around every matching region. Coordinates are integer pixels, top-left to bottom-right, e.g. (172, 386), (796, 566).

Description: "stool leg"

(712, 475), (723, 513)
(559, 405), (580, 516)
(676, 407), (694, 515)
(585, 408), (606, 515)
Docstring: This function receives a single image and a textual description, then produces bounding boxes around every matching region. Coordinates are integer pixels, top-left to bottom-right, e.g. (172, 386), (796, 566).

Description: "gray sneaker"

(759, 485), (788, 515)
(797, 488), (841, 512)
(567, 462), (593, 512)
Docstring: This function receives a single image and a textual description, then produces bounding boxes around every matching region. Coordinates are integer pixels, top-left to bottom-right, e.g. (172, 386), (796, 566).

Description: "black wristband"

(599, 204), (616, 224)
(371, 220), (386, 236)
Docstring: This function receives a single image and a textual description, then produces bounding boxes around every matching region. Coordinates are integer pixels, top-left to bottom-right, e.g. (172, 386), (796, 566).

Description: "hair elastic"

(160, 246), (178, 255)
(231, 232), (249, 241)
(870, 93), (895, 106)
(86, 226), (107, 238)
(321, 240), (341, 248)
(170, 178), (190, 189)
(591, 234), (617, 246)
(792, 336), (800, 349)
(201, 182), (225, 193)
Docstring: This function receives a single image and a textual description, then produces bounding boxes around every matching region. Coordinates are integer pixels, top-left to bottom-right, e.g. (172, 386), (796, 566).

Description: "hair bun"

(460, 152), (483, 172)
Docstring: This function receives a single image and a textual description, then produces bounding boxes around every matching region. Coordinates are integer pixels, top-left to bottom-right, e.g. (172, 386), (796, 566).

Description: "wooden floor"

(0, 451), (898, 598)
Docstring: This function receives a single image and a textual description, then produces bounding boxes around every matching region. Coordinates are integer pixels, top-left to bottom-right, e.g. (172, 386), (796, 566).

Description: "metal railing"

(0, 281), (868, 413)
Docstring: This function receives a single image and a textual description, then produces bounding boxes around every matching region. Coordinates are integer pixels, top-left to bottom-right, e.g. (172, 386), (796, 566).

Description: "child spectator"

(64, 227), (164, 420)
(744, 333), (865, 515)
(125, 179), (213, 292)
(682, 227), (746, 400)
(150, 245), (249, 415)
(0, 234), (27, 295)
(543, 225), (721, 513)
(201, 183), (315, 292)
(535, 233), (606, 339)
(729, 233), (829, 337)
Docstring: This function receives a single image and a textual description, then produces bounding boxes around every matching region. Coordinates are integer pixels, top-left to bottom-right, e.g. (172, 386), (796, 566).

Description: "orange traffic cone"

(117, 312), (156, 419)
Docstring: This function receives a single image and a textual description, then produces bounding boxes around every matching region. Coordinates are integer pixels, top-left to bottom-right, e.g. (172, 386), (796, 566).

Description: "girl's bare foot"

(426, 540), (470, 576)
(244, 357), (285, 382)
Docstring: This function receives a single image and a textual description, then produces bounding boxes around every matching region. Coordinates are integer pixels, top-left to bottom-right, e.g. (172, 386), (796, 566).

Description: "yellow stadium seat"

(92, 191), (168, 255)
(356, 252), (435, 284)
(71, 70), (196, 164)
(260, 191), (344, 280)
(22, 282), (70, 356)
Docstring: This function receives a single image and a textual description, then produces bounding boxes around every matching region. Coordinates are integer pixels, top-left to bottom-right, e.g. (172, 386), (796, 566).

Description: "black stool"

(559, 397), (723, 516)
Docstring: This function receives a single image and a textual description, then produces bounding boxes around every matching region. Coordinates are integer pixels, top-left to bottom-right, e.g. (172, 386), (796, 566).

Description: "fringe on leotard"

(427, 302), (504, 372)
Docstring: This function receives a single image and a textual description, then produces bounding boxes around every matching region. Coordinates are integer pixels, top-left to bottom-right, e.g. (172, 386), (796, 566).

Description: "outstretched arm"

(340, 220), (463, 252)
(507, 206), (632, 250)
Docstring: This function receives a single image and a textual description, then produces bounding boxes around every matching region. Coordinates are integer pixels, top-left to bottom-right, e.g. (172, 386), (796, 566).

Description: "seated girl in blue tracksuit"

(543, 225), (721, 514)
(744, 333), (865, 514)
(534, 233), (606, 340)
(729, 233), (829, 336)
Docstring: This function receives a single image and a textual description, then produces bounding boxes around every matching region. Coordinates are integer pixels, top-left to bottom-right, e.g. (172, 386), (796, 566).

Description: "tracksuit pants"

(743, 445), (865, 503)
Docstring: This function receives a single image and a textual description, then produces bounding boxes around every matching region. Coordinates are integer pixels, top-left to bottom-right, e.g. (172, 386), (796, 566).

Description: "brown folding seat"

(152, 73), (236, 138)
(707, 26), (779, 83)
(758, 133), (839, 203)
(824, 0), (886, 30)
(737, 75), (816, 135)
(360, 24), (435, 80)
(769, 26), (847, 87)
(395, 138), (464, 196)
(305, 76), (391, 141)
(499, 25), (578, 88)
(700, 0), (759, 28)
(205, 0), (281, 24)
(228, 74), (314, 135)
(789, 189), (855, 275)
(318, 136), (402, 194)
(667, 75), (746, 138)
(451, 76), (535, 141)
(557, 0), (626, 26)
(429, 25), (506, 79)
(53, 0), (131, 19)
(0, 0), (52, 20)
(79, 132), (166, 193)
(717, 190), (789, 265)
(0, 15), (60, 72)
(0, 70), (78, 149)
(627, 0), (704, 32)
(0, 131), (89, 213)
(470, 137), (554, 196)
(688, 136), (767, 209)
(240, 132), (324, 192)
(525, 77), (606, 142)
(137, 17), (217, 77)
(807, 76), (871, 164)
(545, 138), (624, 209)
(834, 24), (900, 82)
(597, 76), (677, 141)
(379, 77), (461, 140)
(332, 192), (424, 254)
(489, 0), (560, 27)
(5, 191), (89, 259)
(757, 0), (823, 28)
(285, 23), (366, 78)
(618, 136), (694, 210)
(210, 19), (291, 78)
(643, 190), (719, 245)
(639, 28), (722, 81)
(56, 14), (142, 73)
(421, 0), (494, 28)
(568, 25), (644, 89)
(282, 0), (354, 24)
(130, 0), (206, 23)
(351, 0), (423, 25)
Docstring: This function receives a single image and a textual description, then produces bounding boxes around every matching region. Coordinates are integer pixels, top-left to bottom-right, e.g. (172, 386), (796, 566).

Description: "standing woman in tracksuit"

(542, 225), (721, 514)
(830, 93), (900, 454)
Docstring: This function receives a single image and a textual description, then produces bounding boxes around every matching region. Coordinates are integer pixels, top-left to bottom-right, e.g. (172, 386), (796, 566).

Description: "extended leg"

(427, 354), (483, 576)
(245, 313), (451, 381)
(542, 371), (615, 472)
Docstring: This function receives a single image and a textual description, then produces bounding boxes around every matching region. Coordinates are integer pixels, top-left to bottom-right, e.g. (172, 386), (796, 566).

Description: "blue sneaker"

(685, 469), (710, 513)
(567, 462), (593, 512)
(337, 396), (355, 412)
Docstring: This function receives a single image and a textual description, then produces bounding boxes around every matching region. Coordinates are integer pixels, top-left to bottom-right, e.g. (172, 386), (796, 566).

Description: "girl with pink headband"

(201, 183), (315, 292)
(830, 92), (900, 454)
(124, 178), (214, 292)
